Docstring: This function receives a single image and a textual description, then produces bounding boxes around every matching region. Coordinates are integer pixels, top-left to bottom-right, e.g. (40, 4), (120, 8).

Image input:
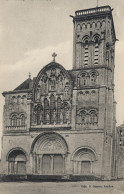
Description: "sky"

(0, 0), (124, 154)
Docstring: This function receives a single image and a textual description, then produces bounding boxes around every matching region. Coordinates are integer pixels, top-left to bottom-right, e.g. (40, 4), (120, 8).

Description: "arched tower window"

(84, 39), (89, 65)
(20, 114), (25, 126)
(77, 72), (89, 87)
(89, 110), (98, 124)
(11, 115), (17, 126)
(80, 110), (86, 123)
(77, 110), (87, 124)
(90, 71), (98, 86)
(94, 37), (99, 65)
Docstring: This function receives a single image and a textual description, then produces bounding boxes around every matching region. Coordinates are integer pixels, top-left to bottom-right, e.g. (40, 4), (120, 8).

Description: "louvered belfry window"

(84, 40), (89, 65)
(94, 38), (99, 65)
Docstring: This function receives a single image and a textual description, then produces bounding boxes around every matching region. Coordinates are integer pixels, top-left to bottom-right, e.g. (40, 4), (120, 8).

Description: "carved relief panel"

(32, 64), (72, 126)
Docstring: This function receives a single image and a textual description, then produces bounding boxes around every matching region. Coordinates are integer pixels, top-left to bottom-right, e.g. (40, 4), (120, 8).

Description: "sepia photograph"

(0, 0), (124, 193)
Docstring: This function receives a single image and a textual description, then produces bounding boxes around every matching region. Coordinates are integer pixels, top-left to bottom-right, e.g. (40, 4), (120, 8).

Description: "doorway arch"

(7, 148), (27, 174)
(31, 132), (68, 175)
(71, 147), (97, 175)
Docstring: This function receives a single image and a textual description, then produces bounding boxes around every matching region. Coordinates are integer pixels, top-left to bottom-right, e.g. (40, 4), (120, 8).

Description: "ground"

(0, 181), (124, 194)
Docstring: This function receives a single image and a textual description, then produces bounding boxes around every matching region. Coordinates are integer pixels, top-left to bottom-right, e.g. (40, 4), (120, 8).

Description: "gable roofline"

(33, 61), (73, 90)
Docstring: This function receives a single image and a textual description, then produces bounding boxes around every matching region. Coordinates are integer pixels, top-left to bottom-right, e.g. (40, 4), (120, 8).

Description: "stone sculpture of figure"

(64, 86), (70, 100)
(49, 76), (56, 91)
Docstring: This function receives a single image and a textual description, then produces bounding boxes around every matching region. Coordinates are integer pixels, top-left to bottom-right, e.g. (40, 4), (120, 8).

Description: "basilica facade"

(1, 6), (117, 180)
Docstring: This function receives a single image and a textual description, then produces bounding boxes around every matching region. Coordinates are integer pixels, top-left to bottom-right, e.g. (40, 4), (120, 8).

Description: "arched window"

(50, 95), (56, 124)
(63, 103), (70, 124)
(84, 39), (89, 65)
(11, 115), (17, 126)
(77, 24), (81, 32)
(22, 95), (26, 104)
(90, 71), (98, 86)
(77, 72), (88, 87)
(89, 110), (97, 123)
(81, 111), (86, 123)
(20, 114), (25, 126)
(57, 97), (62, 124)
(44, 98), (49, 124)
(34, 104), (43, 125)
(12, 96), (16, 104)
(37, 106), (41, 125)
(17, 95), (21, 104)
(94, 38), (99, 65)
(78, 110), (86, 124)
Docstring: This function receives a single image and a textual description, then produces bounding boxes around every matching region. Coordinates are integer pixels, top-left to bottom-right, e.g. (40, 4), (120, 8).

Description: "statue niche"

(33, 104), (43, 125)
(57, 71), (65, 93)
(48, 68), (57, 92)
(64, 82), (70, 100)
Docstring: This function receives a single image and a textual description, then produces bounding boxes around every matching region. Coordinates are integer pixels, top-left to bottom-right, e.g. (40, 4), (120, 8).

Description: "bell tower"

(72, 6), (117, 179)
(73, 6), (116, 70)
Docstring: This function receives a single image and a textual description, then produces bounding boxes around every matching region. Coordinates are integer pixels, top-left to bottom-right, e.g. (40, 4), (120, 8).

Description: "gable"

(33, 62), (72, 101)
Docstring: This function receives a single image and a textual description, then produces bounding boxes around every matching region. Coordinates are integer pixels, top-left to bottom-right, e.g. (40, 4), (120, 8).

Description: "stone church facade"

(1, 6), (117, 180)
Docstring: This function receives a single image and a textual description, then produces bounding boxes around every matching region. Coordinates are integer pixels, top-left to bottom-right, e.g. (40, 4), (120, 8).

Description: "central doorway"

(42, 154), (64, 175)
(31, 132), (68, 175)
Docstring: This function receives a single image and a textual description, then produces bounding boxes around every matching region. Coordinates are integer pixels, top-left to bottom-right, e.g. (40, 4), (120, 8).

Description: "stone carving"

(32, 66), (72, 125)
(42, 140), (63, 152)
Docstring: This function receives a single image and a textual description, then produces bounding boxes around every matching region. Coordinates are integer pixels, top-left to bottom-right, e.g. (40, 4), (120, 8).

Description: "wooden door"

(42, 155), (51, 175)
(53, 155), (64, 175)
(17, 161), (26, 174)
(81, 161), (91, 174)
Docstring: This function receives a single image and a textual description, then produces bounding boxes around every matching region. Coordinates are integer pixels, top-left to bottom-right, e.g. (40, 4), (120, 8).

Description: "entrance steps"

(0, 174), (102, 181)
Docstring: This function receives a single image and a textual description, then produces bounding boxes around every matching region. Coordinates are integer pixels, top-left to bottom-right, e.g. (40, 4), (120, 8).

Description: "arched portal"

(31, 132), (68, 175)
(71, 147), (97, 175)
(7, 148), (27, 174)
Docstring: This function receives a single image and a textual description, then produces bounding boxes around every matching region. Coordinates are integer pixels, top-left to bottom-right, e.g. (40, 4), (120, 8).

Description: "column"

(8, 161), (10, 174)
(33, 153), (36, 174)
(39, 155), (43, 175)
(14, 161), (17, 174)
(50, 155), (54, 175)
(78, 161), (82, 174)
(62, 155), (66, 174)
(27, 99), (32, 131)
(71, 161), (74, 174)
(37, 155), (39, 174)
(91, 161), (93, 174)
(30, 153), (34, 174)
(74, 161), (78, 174)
